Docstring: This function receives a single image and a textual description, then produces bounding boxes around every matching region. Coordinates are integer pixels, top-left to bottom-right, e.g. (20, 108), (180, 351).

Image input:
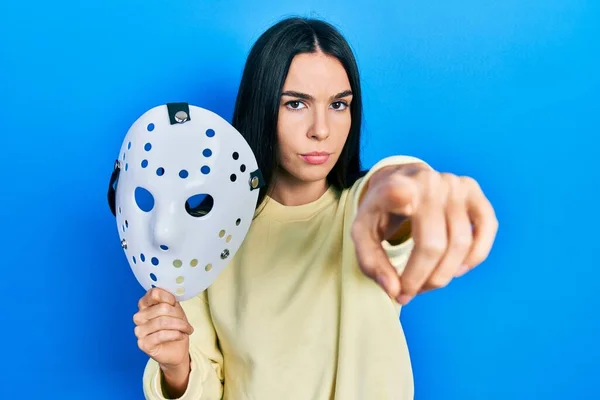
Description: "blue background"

(1, 1), (598, 399)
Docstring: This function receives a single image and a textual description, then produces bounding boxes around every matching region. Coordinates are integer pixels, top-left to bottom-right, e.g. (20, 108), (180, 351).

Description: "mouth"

(300, 152), (331, 165)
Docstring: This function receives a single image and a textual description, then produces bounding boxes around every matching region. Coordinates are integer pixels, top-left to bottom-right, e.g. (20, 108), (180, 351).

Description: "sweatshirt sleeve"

(351, 155), (431, 275)
(142, 292), (224, 400)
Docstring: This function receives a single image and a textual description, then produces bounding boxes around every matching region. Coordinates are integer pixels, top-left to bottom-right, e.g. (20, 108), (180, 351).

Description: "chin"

(292, 164), (332, 183)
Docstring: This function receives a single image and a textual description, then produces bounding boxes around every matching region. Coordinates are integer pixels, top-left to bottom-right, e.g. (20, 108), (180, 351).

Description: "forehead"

(283, 52), (350, 93)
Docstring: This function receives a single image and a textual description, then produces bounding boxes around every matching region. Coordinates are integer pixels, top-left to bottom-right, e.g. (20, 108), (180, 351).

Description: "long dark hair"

(232, 17), (365, 207)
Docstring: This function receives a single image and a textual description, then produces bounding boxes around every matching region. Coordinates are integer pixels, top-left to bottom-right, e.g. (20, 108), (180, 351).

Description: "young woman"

(134, 17), (498, 400)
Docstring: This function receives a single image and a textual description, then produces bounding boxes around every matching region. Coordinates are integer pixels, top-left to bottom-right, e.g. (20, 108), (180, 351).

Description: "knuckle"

(423, 170), (442, 187)
(445, 175), (465, 200)
(133, 326), (141, 338)
(381, 180), (398, 199)
(451, 233), (472, 251)
(440, 172), (459, 186)
(359, 253), (380, 276)
(471, 248), (490, 266)
(159, 303), (171, 315)
(460, 175), (480, 191)
(400, 279), (419, 296)
(150, 287), (161, 301)
(157, 329), (171, 342)
(158, 316), (170, 329)
(492, 215), (500, 231)
(137, 339), (145, 352)
(428, 274), (452, 289)
(419, 239), (447, 257)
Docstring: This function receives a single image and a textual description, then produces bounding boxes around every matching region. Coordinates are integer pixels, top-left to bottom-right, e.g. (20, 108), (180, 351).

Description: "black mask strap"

(107, 160), (121, 216)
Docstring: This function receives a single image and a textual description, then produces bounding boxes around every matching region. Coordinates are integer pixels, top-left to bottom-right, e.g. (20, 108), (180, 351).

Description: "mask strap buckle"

(167, 102), (191, 125)
(249, 169), (265, 191)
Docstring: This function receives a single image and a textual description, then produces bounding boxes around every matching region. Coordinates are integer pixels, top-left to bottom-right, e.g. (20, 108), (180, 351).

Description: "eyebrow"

(281, 89), (353, 101)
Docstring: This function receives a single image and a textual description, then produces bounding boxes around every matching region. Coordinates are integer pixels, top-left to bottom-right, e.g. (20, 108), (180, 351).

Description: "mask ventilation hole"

(230, 174), (237, 182)
(203, 148), (212, 157)
(147, 123), (155, 131)
(176, 276), (185, 284)
(160, 245), (169, 251)
(219, 230), (225, 238)
(240, 164), (246, 172)
(226, 235), (232, 243)
(156, 167), (165, 176)
(141, 159), (148, 168)
(185, 194), (214, 217)
(140, 253), (146, 262)
(135, 187), (155, 212)
(179, 170), (189, 179)
(206, 129), (215, 138)
(201, 165), (210, 175)
(190, 259), (198, 267)
(176, 287), (185, 295)
(173, 259), (183, 268)
(151, 257), (159, 266)
(132, 256), (137, 264)
(205, 264), (213, 272)
(232, 152), (239, 160)
(150, 273), (157, 282)
(236, 218), (241, 226)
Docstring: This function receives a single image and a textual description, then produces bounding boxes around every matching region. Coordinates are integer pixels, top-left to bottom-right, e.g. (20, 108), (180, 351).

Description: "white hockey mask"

(107, 103), (265, 301)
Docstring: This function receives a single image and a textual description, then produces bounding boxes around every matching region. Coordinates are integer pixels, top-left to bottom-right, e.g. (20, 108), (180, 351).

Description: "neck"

(269, 170), (329, 206)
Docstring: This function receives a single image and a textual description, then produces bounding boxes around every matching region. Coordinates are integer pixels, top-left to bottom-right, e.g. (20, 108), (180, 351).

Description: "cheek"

(276, 112), (304, 160)
(332, 113), (352, 145)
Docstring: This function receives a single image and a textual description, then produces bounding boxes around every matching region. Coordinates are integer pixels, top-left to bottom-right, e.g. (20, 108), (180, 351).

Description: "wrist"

(160, 355), (191, 398)
(161, 355), (191, 379)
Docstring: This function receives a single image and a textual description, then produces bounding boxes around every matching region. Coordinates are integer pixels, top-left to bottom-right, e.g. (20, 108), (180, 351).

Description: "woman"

(134, 16), (498, 400)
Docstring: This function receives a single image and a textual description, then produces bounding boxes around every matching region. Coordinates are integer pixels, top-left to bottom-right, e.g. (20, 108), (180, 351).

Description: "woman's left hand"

(351, 163), (498, 305)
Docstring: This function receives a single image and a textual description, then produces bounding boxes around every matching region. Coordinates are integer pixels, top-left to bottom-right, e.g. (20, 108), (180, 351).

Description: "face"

(276, 51), (353, 184)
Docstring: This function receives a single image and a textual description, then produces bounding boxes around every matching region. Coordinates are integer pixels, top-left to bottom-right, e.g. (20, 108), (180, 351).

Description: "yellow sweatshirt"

(142, 155), (423, 400)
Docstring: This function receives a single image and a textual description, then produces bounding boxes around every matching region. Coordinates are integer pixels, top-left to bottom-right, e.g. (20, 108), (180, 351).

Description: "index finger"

(138, 287), (177, 311)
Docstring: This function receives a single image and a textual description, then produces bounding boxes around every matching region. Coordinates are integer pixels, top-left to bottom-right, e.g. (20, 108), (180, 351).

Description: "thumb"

(351, 219), (401, 298)
(378, 173), (421, 217)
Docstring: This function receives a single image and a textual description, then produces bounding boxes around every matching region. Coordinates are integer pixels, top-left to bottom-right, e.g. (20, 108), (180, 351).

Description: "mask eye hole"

(135, 187), (155, 212)
(185, 194), (214, 217)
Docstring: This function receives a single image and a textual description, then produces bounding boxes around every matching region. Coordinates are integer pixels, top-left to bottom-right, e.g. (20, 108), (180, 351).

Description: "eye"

(330, 101), (348, 111)
(285, 101), (306, 111)
(185, 194), (214, 218)
(135, 187), (155, 212)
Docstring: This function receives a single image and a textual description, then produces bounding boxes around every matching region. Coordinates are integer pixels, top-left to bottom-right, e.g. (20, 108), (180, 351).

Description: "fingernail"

(397, 294), (413, 305)
(455, 264), (469, 277)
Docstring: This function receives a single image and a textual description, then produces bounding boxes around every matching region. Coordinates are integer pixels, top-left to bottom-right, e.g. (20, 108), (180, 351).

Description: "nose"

(308, 108), (330, 140)
(151, 201), (182, 251)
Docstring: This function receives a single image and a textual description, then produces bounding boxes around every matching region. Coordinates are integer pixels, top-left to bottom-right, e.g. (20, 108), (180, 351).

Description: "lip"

(300, 152), (331, 165)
